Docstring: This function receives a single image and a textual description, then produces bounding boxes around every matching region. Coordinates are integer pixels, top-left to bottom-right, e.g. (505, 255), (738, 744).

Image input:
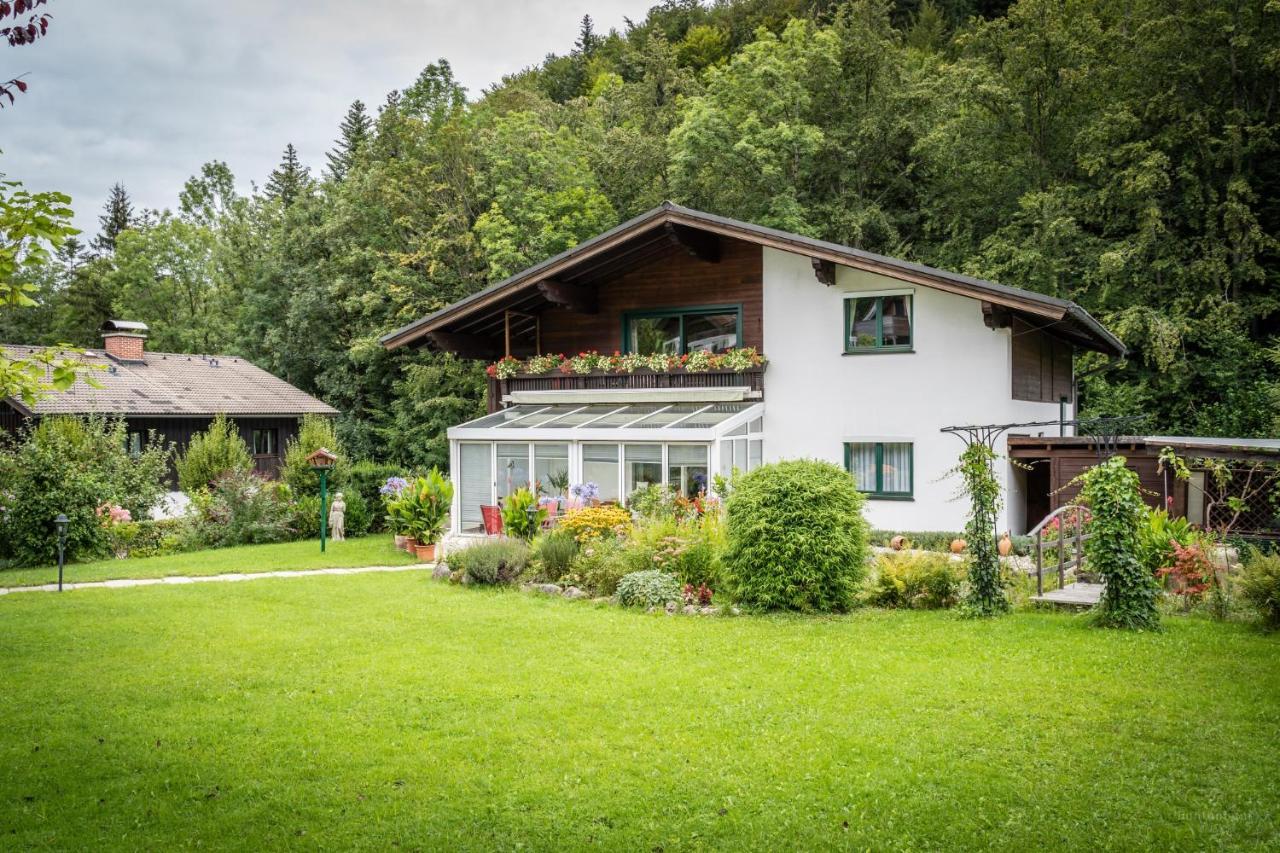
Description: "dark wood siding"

(1012, 318), (1074, 403)
(538, 237), (763, 355)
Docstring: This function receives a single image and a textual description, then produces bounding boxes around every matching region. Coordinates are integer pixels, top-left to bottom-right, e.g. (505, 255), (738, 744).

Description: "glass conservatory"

(447, 401), (764, 532)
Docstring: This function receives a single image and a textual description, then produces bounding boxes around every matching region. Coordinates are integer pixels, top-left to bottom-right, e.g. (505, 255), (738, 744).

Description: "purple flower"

(380, 476), (409, 497)
(569, 482), (600, 500)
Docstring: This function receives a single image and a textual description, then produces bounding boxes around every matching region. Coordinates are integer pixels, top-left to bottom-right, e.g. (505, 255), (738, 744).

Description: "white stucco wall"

(761, 248), (1069, 533)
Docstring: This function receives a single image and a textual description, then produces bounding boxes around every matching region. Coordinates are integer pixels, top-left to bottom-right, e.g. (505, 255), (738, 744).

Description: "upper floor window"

(844, 294), (912, 353)
(125, 430), (144, 456)
(252, 428), (278, 456)
(624, 305), (742, 356)
(845, 441), (913, 499)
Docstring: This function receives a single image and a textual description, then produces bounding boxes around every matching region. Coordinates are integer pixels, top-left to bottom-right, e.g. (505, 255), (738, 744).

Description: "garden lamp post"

(306, 448), (339, 553)
(54, 514), (69, 592)
(525, 504), (539, 535)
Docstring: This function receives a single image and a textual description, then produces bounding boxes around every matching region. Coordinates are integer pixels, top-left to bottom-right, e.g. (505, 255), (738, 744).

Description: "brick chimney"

(101, 320), (149, 362)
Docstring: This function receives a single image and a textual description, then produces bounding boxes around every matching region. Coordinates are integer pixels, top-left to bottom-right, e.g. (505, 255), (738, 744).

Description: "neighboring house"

(381, 203), (1126, 535)
(2, 321), (337, 481)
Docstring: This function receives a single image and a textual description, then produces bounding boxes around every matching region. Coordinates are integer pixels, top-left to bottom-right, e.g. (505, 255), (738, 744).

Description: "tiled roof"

(3, 345), (338, 417)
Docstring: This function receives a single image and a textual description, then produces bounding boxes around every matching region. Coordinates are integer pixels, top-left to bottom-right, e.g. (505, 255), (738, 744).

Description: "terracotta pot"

(394, 534), (407, 550)
(414, 542), (437, 562)
(403, 536), (418, 553)
(949, 538), (967, 554)
(998, 533), (1014, 557)
(890, 535), (908, 551)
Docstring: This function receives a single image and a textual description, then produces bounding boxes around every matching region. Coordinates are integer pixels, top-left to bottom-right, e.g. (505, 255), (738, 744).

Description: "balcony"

(487, 365), (766, 412)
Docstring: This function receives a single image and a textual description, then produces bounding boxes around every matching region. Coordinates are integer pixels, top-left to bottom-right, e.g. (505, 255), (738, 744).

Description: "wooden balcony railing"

(487, 365), (766, 412)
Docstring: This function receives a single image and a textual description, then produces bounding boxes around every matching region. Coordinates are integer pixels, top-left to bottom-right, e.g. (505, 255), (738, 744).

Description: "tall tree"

(93, 182), (135, 254)
(324, 100), (372, 182)
(265, 143), (311, 206)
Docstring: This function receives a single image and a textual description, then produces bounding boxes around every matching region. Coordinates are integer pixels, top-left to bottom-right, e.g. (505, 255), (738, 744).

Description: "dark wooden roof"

(381, 202), (1126, 357)
(2, 345), (338, 418)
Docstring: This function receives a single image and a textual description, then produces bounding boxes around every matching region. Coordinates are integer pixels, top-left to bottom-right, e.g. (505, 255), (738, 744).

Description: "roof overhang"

(381, 202), (1126, 358)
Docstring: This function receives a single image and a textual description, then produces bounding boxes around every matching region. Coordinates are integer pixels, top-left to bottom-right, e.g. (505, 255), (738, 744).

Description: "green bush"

(1239, 552), (1280, 630)
(176, 414), (252, 493)
(450, 538), (531, 585)
(534, 529), (579, 581)
(624, 515), (723, 589)
(1135, 508), (1200, 575)
(501, 487), (546, 540)
(191, 470), (296, 548)
(1080, 456), (1160, 630)
(723, 459), (870, 612)
(104, 518), (192, 560)
(0, 416), (170, 566)
(345, 461), (402, 530)
(281, 414), (346, 496)
(616, 569), (683, 608)
(863, 552), (963, 609)
(571, 536), (629, 596)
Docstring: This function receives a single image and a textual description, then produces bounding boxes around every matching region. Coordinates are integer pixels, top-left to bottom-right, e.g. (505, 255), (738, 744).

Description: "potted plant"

(405, 468), (454, 562)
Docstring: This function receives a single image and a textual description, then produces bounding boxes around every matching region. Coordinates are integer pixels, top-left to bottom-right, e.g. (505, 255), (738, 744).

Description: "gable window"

(844, 442), (913, 499)
(252, 428), (278, 456)
(844, 294), (912, 352)
(624, 306), (742, 355)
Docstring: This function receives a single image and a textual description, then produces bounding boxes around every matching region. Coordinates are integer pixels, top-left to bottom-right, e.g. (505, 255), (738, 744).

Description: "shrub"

(624, 514), (723, 588)
(399, 469), (453, 545)
(191, 470), (295, 548)
(1135, 508), (1200, 575)
(571, 536), (629, 596)
(292, 491), (372, 540)
(628, 483), (677, 519)
(616, 570), (683, 608)
(102, 518), (192, 560)
(450, 538), (530, 585)
(560, 505), (633, 543)
(723, 459), (869, 612)
(281, 414), (346, 496)
(534, 529), (579, 581)
(175, 414), (253, 493)
(1080, 456), (1160, 630)
(345, 461), (403, 530)
(864, 552), (963, 609)
(0, 416), (170, 566)
(501, 488), (546, 540)
(1239, 552), (1280, 630)
(954, 443), (1007, 617)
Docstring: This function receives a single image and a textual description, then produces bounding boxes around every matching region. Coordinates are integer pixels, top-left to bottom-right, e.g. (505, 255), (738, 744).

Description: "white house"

(380, 203), (1124, 536)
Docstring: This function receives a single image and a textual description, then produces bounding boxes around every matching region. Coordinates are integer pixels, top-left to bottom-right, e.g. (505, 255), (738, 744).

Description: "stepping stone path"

(0, 564), (429, 596)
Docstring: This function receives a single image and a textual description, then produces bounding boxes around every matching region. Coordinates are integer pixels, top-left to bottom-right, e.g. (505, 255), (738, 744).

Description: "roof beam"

(664, 222), (720, 263)
(812, 258), (836, 286)
(425, 331), (502, 361)
(536, 279), (597, 314)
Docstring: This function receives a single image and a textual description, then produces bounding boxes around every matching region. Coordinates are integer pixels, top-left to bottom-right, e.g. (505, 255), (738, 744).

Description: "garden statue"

(328, 492), (346, 542)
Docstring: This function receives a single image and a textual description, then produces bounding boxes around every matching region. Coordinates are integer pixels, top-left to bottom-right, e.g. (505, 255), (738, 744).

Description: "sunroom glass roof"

(455, 402), (758, 431)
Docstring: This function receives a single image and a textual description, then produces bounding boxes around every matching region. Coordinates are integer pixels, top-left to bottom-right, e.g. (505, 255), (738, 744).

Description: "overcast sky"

(1, 0), (654, 234)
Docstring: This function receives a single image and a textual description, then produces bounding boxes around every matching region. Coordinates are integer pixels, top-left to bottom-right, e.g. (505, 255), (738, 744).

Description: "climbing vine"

(955, 442), (1008, 617)
(1079, 456), (1160, 630)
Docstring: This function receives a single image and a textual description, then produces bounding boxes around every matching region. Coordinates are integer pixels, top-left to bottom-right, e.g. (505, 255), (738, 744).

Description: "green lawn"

(0, 534), (414, 588)
(1, 575), (1277, 850)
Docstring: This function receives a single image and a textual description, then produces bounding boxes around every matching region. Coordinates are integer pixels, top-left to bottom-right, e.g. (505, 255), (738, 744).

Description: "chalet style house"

(2, 321), (337, 480)
(382, 203), (1127, 536)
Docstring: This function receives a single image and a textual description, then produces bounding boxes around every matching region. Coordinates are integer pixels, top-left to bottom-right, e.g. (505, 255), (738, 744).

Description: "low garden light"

(54, 513), (69, 592)
(307, 447), (339, 553)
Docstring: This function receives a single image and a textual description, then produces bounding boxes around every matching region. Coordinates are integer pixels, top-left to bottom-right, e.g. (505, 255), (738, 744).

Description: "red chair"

(541, 502), (560, 530)
(480, 505), (503, 535)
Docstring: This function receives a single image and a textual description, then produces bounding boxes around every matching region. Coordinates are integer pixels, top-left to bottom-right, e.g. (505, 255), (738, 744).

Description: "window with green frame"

(844, 442), (913, 499)
(623, 305), (742, 356)
(844, 294), (912, 352)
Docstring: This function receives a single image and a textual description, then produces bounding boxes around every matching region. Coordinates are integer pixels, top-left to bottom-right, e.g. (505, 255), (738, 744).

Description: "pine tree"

(575, 14), (599, 57)
(265, 143), (311, 206)
(324, 100), (372, 182)
(93, 183), (135, 254)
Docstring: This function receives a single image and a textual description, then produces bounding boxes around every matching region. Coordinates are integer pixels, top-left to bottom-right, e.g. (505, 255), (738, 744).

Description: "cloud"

(1, 0), (651, 233)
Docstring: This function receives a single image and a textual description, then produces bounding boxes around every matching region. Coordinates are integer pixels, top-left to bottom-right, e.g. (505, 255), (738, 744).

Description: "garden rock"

(699, 606), (718, 616)
(563, 586), (587, 600)
(665, 601), (678, 615)
(532, 583), (562, 596)
(431, 564), (451, 581)
(682, 604), (698, 615)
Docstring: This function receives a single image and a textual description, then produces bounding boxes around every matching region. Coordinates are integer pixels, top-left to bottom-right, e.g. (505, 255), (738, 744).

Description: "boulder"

(563, 586), (587, 600)
(431, 564), (451, 581)
(532, 583), (562, 596)
(664, 601), (678, 615)
(699, 606), (719, 616)
(682, 604), (699, 615)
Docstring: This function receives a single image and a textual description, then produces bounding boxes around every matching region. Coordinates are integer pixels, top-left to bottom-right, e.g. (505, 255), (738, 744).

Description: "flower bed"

(486, 347), (765, 380)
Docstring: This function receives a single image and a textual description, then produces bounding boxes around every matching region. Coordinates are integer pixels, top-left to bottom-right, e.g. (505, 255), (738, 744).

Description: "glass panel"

(537, 405), (619, 428)
(881, 443), (912, 494)
(748, 439), (762, 471)
(460, 406), (544, 428)
(848, 297), (880, 350)
(582, 444), (620, 502)
(496, 443), (530, 501)
(676, 404), (748, 429)
(733, 438), (747, 473)
(630, 315), (681, 355)
(881, 295), (911, 347)
(667, 444), (709, 497)
(719, 439), (734, 477)
(628, 403), (707, 428)
(624, 443), (663, 497)
(533, 443), (569, 497)
(847, 443), (877, 493)
(684, 312), (738, 353)
(459, 443), (492, 532)
(591, 404), (664, 428)
(748, 417), (762, 434)
(725, 423), (748, 437)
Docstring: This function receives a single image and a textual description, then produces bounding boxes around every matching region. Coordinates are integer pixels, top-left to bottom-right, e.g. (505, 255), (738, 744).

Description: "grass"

(1, 576), (1278, 851)
(0, 534), (414, 588)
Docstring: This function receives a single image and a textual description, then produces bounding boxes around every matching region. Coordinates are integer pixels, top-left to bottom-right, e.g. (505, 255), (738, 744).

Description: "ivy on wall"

(955, 442), (1009, 618)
